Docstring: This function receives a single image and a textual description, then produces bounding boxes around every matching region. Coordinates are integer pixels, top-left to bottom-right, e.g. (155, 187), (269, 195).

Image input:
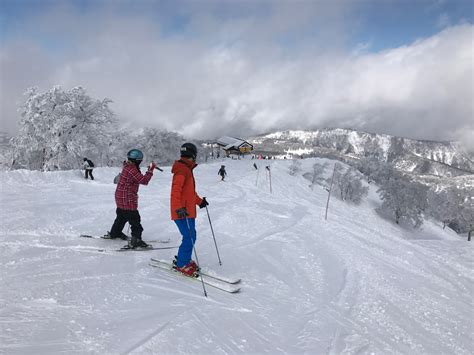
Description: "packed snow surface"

(0, 158), (472, 354)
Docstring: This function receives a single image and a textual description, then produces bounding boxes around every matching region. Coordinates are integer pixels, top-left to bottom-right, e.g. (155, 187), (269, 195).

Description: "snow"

(263, 130), (317, 144)
(285, 148), (314, 156)
(0, 158), (472, 354)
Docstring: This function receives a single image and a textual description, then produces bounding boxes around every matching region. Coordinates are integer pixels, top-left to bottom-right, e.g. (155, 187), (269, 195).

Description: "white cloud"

(0, 4), (472, 146)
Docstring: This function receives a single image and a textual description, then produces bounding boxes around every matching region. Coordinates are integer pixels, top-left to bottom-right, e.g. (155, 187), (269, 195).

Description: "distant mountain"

(248, 128), (474, 178)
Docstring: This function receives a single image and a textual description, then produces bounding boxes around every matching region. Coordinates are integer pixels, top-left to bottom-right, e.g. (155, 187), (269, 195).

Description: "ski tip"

(227, 279), (242, 285)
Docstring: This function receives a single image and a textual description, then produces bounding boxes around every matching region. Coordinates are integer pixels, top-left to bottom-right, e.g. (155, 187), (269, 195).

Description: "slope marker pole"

(325, 164), (337, 221)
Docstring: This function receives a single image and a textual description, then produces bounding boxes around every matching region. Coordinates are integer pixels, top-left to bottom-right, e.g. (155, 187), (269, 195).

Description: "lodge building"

(216, 136), (254, 156)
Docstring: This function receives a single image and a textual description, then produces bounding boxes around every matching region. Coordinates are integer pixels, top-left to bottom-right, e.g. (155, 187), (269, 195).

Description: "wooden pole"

(266, 166), (272, 194)
(325, 164), (337, 221)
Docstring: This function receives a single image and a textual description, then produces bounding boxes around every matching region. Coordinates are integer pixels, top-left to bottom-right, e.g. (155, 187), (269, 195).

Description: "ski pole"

(205, 206), (222, 265)
(185, 217), (208, 297)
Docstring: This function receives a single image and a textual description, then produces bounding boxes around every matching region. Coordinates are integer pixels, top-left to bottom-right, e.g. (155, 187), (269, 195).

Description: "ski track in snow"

(0, 160), (472, 354)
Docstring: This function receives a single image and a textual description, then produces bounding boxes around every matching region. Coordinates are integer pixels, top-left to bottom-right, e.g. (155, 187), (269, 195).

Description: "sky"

(0, 0), (473, 146)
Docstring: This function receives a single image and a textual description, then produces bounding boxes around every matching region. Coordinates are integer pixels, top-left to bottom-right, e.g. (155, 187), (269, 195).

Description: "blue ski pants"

(174, 218), (196, 267)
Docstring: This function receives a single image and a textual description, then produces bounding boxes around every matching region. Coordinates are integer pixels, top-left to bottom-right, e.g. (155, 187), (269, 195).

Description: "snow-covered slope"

(0, 159), (472, 354)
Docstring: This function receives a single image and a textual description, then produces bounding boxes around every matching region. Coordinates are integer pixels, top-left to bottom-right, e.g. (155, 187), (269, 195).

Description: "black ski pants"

(110, 208), (143, 240)
(85, 169), (94, 180)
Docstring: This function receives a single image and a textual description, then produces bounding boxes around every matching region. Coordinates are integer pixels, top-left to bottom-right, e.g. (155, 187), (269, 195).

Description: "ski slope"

(0, 158), (472, 354)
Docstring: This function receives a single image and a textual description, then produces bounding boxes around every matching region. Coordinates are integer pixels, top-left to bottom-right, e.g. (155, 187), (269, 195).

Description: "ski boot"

(175, 262), (199, 278)
(127, 237), (149, 249)
(104, 231), (129, 240)
(173, 255), (200, 272)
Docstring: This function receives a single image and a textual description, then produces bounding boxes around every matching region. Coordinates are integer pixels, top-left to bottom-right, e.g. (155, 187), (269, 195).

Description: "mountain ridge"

(247, 128), (473, 177)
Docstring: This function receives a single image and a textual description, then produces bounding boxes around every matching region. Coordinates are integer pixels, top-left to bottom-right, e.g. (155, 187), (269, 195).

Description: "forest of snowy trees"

(295, 158), (472, 234)
(5, 86), (197, 171)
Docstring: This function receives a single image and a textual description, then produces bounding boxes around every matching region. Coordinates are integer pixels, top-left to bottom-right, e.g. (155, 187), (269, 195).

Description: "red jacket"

(170, 159), (203, 220)
(115, 162), (154, 210)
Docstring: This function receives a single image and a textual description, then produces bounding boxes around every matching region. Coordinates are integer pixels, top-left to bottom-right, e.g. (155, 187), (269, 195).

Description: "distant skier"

(108, 149), (156, 248)
(170, 143), (208, 277)
(218, 165), (227, 181)
(83, 158), (94, 180)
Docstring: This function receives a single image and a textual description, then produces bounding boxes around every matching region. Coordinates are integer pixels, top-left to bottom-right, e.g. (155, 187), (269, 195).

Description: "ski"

(68, 245), (178, 254)
(116, 245), (178, 252)
(79, 234), (171, 243)
(148, 261), (241, 294)
(80, 234), (127, 240)
(149, 258), (241, 285)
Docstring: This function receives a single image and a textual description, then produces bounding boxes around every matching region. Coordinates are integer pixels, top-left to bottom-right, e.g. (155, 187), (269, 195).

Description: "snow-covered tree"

(357, 156), (381, 183)
(357, 156), (401, 184)
(377, 177), (428, 228)
(288, 159), (302, 176)
(104, 130), (134, 167)
(303, 161), (329, 190)
(459, 198), (474, 234)
(362, 138), (385, 159)
(333, 166), (369, 204)
(428, 187), (474, 232)
(12, 86), (117, 170)
(134, 128), (186, 164)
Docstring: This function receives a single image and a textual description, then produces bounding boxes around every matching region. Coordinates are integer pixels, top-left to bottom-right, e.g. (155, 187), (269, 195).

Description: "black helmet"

(127, 149), (144, 162)
(180, 143), (197, 160)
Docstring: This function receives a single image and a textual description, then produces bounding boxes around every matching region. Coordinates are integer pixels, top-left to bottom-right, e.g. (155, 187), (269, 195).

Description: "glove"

(199, 197), (209, 209)
(148, 161), (157, 170)
(175, 207), (189, 219)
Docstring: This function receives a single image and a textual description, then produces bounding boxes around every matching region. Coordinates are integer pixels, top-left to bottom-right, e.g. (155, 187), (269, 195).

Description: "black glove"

(176, 208), (189, 219)
(199, 197), (209, 209)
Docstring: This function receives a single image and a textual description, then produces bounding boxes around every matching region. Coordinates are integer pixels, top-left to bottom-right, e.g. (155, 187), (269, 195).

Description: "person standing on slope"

(218, 165), (227, 181)
(83, 158), (94, 180)
(170, 143), (209, 277)
(108, 149), (156, 248)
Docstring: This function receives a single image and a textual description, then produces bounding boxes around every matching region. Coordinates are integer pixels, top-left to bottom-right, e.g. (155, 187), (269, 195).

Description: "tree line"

(291, 157), (473, 234)
(6, 86), (203, 171)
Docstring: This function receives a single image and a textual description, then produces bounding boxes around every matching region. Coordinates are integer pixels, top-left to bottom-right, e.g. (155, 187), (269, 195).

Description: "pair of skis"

(149, 258), (241, 294)
(79, 235), (242, 293)
(79, 234), (178, 252)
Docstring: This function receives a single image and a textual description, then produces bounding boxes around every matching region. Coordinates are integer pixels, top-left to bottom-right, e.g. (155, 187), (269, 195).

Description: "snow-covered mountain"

(0, 158), (472, 354)
(248, 128), (474, 177)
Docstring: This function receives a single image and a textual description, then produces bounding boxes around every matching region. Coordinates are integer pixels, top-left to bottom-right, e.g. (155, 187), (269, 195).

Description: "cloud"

(0, 2), (472, 147)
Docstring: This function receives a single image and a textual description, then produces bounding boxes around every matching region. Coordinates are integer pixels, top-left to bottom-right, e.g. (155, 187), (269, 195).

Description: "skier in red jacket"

(108, 149), (156, 248)
(170, 143), (208, 276)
